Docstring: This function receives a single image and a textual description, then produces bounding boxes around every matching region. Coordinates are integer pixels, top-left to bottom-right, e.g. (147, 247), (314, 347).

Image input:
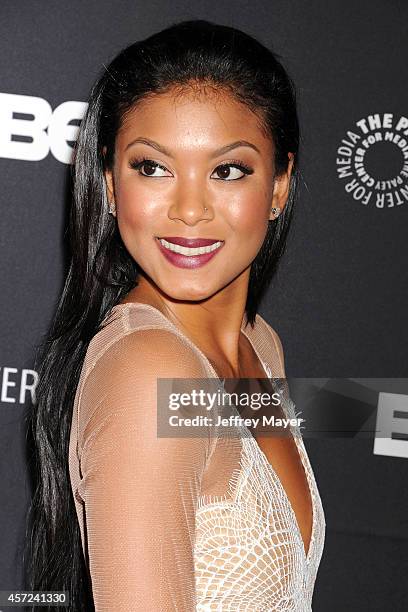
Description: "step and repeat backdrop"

(1, 1), (407, 610)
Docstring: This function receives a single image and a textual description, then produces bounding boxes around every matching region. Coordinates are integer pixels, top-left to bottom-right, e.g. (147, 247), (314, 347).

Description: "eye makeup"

(128, 156), (254, 179)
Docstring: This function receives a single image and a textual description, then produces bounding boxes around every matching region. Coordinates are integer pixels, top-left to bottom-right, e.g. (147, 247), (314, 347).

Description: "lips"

(155, 235), (225, 269)
(158, 236), (221, 247)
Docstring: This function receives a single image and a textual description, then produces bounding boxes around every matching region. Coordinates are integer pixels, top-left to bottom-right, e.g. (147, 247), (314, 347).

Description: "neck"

(122, 270), (251, 373)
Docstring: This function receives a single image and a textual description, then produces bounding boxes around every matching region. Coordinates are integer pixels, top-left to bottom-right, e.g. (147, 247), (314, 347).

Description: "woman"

(27, 19), (325, 611)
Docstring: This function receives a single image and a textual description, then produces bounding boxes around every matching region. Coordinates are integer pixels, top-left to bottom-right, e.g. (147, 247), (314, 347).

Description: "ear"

(269, 152), (295, 221)
(102, 146), (116, 214)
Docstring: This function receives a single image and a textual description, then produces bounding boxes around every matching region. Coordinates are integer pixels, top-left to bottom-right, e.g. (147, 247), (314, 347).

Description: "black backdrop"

(1, 1), (407, 610)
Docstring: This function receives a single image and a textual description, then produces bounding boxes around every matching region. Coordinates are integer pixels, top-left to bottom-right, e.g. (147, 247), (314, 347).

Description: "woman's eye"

(129, 158), (253, 180)
(211, 163), (253, 181)
(130, 158), (172, 177)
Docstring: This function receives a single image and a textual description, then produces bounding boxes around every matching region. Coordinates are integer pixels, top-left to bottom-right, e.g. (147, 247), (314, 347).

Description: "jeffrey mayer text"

(168, 414), (303, 428)
(216, 414), (302, 428)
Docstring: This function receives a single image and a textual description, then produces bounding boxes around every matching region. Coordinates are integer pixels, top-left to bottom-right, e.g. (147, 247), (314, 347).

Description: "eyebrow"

(125, 137), (260, 157)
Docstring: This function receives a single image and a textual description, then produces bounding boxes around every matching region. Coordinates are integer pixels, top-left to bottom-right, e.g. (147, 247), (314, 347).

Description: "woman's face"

(105, 86), (293, 303)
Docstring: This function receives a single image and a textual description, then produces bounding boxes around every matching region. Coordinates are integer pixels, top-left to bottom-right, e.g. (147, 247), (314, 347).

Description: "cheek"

(115, 178), (163, 237)
(225, 188), (270, 243)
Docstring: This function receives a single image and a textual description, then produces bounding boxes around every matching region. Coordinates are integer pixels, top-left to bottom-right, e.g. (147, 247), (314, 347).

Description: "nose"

(168, 175), (212, 225)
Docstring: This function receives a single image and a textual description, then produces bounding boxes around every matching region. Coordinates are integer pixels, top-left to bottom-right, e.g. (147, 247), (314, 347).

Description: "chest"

(211, 345), (314, 559)
(253, 429), (313, 558)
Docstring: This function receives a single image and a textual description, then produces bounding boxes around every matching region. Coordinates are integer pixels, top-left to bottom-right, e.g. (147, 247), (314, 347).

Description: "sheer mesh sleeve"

(263, 319), (286, 377)
(76, 328), (213, 611)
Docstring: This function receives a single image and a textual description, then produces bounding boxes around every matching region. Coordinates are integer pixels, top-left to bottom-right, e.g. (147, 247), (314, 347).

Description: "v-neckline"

(239, 322), (315, 564)
(108, 300), (315, 563)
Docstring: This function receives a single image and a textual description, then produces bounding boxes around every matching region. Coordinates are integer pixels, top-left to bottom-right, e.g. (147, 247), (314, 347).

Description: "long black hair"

(25, 19), (299, 610)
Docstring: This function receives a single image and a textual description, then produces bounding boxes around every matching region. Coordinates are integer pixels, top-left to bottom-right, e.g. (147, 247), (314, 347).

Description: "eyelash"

(128, 156), (254, 179)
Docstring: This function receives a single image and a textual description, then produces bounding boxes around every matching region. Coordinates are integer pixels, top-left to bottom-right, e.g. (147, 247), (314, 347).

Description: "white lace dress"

(69, 302), (326, 611)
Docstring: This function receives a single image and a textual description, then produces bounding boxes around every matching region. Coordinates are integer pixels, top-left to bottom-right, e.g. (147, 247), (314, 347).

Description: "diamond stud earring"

(108, 201), (116, 215)
(271, 206), (281, 218)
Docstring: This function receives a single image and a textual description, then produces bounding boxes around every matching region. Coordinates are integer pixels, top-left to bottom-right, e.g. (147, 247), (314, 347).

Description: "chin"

(159, 282), (220, 303)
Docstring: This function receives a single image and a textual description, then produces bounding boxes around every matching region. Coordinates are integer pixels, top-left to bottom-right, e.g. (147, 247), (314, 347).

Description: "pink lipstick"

(155, 236), (225, 269)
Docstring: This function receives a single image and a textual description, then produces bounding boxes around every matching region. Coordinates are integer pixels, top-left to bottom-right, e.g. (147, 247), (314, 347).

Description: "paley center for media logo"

(336, 112), (408, 209)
